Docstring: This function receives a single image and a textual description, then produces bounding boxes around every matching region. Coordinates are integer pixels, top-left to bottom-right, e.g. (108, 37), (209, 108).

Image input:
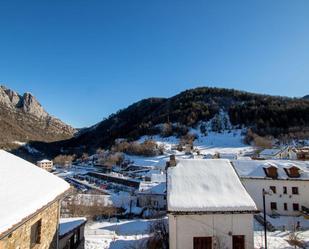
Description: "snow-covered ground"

(193, 129), (254, 155)
(254, 220), (309, 249)
(84, 218), (309, 249)
(139, 126), (254, 159)
(85, 218), (158, 249)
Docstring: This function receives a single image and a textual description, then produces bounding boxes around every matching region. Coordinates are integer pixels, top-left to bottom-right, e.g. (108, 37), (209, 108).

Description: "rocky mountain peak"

(0, 85), (48, 119)
(0, 85), (76, 147)
(22, 92), (48, 118)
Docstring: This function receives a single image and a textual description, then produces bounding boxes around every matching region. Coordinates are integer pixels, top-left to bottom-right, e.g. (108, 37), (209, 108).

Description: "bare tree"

(147, 220), (169, 249)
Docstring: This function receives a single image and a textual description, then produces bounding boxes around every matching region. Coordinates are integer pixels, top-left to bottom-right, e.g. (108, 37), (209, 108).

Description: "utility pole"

(262, 188), (268, 249)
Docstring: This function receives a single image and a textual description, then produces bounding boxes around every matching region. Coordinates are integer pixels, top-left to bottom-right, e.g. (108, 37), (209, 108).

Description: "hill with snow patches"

(16, 87), (309, 157)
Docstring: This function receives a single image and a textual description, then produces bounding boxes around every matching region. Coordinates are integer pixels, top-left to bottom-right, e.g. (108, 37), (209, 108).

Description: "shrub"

(53, 154), (75, 166)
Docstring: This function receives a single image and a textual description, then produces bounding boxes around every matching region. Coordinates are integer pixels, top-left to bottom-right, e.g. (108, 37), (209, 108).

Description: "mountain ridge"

(0, 85), (75, 149)
(33, 87), (309, 156)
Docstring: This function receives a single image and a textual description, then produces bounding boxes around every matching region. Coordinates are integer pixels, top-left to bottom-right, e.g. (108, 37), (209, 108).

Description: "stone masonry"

(0, 200), (60, 249)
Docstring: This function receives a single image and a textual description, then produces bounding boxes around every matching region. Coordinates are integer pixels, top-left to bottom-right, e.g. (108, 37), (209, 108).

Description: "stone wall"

(0, 200), (60, 249)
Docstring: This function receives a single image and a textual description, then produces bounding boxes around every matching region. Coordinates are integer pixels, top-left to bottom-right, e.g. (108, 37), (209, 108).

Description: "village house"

(0, 150), (70, 249)
(258, 148), (285, 160)
(295, 147), (309, 160)
(136, 182), (166, 211)
(59, 217), (87, 249)
(37, 159), (54, 171)
(167, 158), (258, 249)
(232, 159), (309, 216)
(257, 146), (303, 160)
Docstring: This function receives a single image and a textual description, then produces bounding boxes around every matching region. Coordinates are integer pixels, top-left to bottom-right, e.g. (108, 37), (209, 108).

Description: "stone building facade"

(0, 200), (60, 249)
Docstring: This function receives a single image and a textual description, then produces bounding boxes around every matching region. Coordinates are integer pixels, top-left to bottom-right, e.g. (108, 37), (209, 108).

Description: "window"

(283, 186), (287, 194)
(264, 166), (278, 178)
(293, 203), (299, 211)
(30, 219), (41, 248)
(233, 235), (245, 249)
(292, 187), (299, 195)
(74, 233), (78, 244)
(270, 186), (276, 194)
(284, 203), (288, 211)
(193, 237), (212, 249)
(270, 202), (277, 210)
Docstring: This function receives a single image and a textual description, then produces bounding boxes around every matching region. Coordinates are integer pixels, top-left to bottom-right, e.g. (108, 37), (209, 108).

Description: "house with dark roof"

(59, 217), (87, 249)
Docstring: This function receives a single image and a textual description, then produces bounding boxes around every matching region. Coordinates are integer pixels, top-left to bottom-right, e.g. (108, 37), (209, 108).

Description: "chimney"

(165, 155), (177, 169)
(169, 155), (177, 167)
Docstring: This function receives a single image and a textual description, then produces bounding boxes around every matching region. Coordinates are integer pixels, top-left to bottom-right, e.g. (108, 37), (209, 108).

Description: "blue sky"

(0, 0), (309, 127)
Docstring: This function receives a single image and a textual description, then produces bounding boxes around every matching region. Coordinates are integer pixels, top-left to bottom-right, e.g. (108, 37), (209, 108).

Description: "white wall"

(242, 178), (309, 215)
(169, 213), (254, 249)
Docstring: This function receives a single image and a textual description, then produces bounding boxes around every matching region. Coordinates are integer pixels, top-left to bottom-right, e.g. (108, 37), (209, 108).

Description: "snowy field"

(254, 220), (309, 249)
(139, 127), (254, 158)
(85, 219), (157, 249)
(84, 218), (309, 249)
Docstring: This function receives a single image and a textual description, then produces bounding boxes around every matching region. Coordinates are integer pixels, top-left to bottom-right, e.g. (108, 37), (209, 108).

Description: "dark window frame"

(284, 203), (288, 211)
(283, 186), (287, 194)
(292, 187), (299, 195)
(30, 219), (42, 248)
(293, 203), (299, 211)
(270, 202), (277, 210)
(193, 236), (212, 249)
(233, 235), (245, 249)
(270, 186), (276, 194)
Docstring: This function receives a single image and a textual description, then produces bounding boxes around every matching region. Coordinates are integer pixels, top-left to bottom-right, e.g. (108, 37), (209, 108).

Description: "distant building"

(232, 159), (309, 216)
(258, 146), (299, 160)
(295, 147), (309, 160)
(37, 159), (53, 171)
(59, 217), (87, 249)
(258, 148), (284, 159)
(0, 150), (70, 249)
(167, 158), (257, 249)
(136, 182), (166, 210)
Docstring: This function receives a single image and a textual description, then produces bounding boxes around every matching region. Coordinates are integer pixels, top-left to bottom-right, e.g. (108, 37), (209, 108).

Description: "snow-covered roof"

(138, 182), (166, 195)
(167, 159), (257, 212)
(59, 217), (87, 236)
(0, 150), (70, 235)
(37, 159), (52, 163)
(259, 149), (282, 156)
(231, 159), (309, 180)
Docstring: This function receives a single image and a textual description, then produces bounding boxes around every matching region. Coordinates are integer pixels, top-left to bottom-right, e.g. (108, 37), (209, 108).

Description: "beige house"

(167, 158), (257, 249)
(37, 159), (53, 171)
(0, 150), (70, 249)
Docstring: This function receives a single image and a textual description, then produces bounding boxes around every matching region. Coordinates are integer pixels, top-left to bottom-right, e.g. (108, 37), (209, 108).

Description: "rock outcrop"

(0, 85), (75, 149)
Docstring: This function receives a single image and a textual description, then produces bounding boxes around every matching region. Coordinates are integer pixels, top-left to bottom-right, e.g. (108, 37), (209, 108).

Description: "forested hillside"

(32, 87), (309, 156)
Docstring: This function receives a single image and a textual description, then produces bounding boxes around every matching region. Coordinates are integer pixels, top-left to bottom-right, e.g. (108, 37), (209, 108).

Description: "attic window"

(263, 165), (278, 178)
(284, 166), (300, 178)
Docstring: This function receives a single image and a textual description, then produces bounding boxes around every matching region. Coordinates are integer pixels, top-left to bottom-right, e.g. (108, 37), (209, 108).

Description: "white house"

(258, 147), (298, 160)
(258, 148), (283, 159)
(167, 158), (257, 249)
(136, 182), (166, 210)
(232, 159), (309, 216)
